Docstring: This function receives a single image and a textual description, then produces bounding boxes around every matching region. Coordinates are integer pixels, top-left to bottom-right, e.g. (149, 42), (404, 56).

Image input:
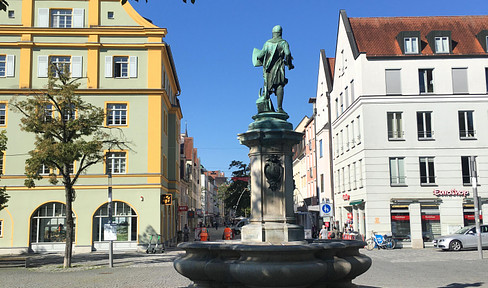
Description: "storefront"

(390, 205), (410, 241)
(421, 205), (440, 242)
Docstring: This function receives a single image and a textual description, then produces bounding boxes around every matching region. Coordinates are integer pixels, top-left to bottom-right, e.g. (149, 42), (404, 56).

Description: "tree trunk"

(64, 184), (74, 268)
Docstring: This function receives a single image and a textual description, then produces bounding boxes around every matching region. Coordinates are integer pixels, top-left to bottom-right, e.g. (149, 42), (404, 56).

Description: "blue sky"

(130, 0), (488, 176)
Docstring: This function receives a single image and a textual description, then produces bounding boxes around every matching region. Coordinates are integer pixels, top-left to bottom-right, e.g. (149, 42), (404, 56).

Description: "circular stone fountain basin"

(174, 239), (371, 288)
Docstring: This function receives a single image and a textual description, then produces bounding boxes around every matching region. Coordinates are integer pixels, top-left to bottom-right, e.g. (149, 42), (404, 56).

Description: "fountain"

(174, 25), (371, 288)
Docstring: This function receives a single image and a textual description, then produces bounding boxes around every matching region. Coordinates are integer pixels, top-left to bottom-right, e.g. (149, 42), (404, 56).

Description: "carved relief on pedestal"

(264, 155), (283, 191)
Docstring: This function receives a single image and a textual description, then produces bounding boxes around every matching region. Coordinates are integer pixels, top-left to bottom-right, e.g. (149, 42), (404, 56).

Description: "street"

(1, 229), (488, 288)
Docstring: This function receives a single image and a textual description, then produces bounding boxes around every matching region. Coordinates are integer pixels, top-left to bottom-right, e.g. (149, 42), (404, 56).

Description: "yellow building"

(0, 0), (182, 253)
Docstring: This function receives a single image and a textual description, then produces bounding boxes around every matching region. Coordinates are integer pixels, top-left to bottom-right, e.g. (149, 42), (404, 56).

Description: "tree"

(0, 130), (8, 211)
(10, 65), (128, 268)
(221, 161), (250, 217)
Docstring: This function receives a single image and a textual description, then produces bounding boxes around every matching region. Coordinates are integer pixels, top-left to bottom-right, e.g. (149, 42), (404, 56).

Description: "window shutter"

(6, 55), (14, 77)
(38, 8), (49, 27)
(385, 69), (401, 95)
(38, 55), (48, 78)
(452, 68), (468, 94)
(73, 8), (84, 28)
(105, 56), (113, 78)
(129, 56), (138, 78)
(71, 56), (82, 78)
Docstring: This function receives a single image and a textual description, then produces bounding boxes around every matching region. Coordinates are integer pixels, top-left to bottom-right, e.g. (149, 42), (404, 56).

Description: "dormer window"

(427, 31), (451, 54)
(404, 37), (419, 54)
(476, 30), (488, 52)
(396, 31), (420, 55)
(435, 37), (449, 53)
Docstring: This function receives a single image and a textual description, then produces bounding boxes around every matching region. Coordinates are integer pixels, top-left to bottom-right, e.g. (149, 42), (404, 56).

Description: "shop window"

(462, 204), (483, 227)
(421, 205), (440, 242)
(391, 207), (410, 241)
(30, 202), (75, 243)
(93, 201), (137, 242)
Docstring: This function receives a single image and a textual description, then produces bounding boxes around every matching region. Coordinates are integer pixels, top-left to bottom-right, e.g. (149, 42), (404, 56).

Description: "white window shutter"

(73, 8), (84, 28)
(38, 55), (48, 78)
(105, 56), (113, 78)
(71, 56), (82, 78)
(38, 8), (49, 27)
(129, 56), (138, 78)
(6, 55), (14, 77)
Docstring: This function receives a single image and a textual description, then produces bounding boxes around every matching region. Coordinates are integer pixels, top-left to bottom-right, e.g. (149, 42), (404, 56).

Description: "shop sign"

(342, 194), (350, 201)
(464, 214), (483, 220)
(391, 215), (410, 221)
(324, 222), (330, 228)
(187, 210), (195, 218)
(421, 215), (440, 221)
(178, 206), (188, 212)
(347, 212), (353, 220)
(433, 189), (469, 197)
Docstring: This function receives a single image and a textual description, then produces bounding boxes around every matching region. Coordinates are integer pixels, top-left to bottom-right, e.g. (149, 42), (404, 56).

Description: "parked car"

(433, 225), (488, 251)
(232, 218), (249, 235)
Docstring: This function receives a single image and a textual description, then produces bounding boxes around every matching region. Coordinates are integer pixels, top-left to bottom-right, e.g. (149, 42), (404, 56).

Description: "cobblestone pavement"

(1, 230), (488, 288)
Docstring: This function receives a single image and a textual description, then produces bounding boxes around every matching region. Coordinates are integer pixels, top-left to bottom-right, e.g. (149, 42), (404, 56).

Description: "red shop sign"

(347, 213), (353, 220)
(422, 215), (440, 221)
(343, 194), (350, 201)
(178, 206), (189, 212)
(391, 215), (410, 221)
(464, 214), (483, 220)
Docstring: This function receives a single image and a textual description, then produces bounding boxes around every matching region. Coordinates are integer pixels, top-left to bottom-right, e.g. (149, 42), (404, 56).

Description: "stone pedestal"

(238, 112), (304, 243)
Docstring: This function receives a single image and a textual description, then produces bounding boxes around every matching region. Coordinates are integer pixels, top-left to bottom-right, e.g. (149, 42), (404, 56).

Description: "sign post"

(107, 171), (114, 267)
(470, 156), (483, 259)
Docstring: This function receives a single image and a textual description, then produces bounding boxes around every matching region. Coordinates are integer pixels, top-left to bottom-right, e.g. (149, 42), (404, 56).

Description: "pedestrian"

(183, 224), (190, 242)
(319, 225), (328, 240)
(195, 223), (202, 241)
(215, 221), (219, 230)
(200, 225), (209, 241)
(223, 225), (232, 240)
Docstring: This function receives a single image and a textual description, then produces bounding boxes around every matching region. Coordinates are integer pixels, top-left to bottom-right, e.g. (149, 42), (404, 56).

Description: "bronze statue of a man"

(253, 25), (294, 114)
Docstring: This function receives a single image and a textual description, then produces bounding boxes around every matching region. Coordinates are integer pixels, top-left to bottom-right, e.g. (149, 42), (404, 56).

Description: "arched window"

(30, 202), (75, 243)
(93, 201), (137, 242)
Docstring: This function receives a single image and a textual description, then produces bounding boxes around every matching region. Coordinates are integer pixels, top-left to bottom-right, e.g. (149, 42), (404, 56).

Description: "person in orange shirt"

(223, 225), (232, 240)
(200, 225), (209, 241)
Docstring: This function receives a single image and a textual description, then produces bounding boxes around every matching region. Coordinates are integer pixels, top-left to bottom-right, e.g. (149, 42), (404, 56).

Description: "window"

(164, 110), (168, 135)
(114, 56), (129, 78)
(385, 69), (402, 95)
(404, 37), (419, 54)
(358, 159), (363, 188)
(419, 69), (434, 93)
(417, 111), (433, 140)
(49, 56), (71, 78)
(105, 56), (137, 78)
(320, 174), (324, 193)
(62, 105), (76, 122)
(107, 11), (114, 19)
(44, 103), (53, 122)
(350, 80), (355, 102)
(0, 55), (5, 77)
(106, 103), (127, 126)
(340, 130), (343, 154)
(39, 164), (51, 176)
(486, 68), (488, 93)
(341, 167), (345, 192)
(0, 103), (6, 126)
(350, 120), (355, 147)
(319, 139), (323, 158)
(0, 55), (14, 77)
(0, 219), (2, 237)
(106, 152), (127, 174)
(458, 111), (475, 139)
(461, 156), (477, 186)
(340, 93), (344, 113)
(389, 157), (406, 186)
(452, 68), (468, 94)
(347, 165), (351, 191)
(356, 115), (361, 144)
(0, 151), (4, 175)
(345, 125), (349, 151)
(345, 86), (349, 108)
(419, 157), (436, 185)
(51, 9), (72, 28)
(8, 10), (14, 18)
(387, 112), (403, 140)
(352, 162), (357, 190)
(30, 202), (75, 243)
(335, 98), (339, 118)
(435, 37), (449, 53)
(93, 201), (137, 242)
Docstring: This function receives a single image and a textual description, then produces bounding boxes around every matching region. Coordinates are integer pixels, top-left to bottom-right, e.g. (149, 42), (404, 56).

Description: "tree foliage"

(10, 65), (128, 268)
(221, 161), (250, 217)
(0, 130), (8, 211)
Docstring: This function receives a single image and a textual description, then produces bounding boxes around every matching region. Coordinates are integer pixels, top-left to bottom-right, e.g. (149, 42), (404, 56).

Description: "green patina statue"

(253, 25), (294, 114)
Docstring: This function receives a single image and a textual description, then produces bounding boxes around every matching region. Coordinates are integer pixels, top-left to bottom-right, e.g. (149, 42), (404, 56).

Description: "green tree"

(0, 130), (8, 211)
(10, 65), (128, 268)
(221, 161), (250, 217)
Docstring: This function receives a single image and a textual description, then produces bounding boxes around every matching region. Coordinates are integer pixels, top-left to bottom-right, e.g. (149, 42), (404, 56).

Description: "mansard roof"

(348, 15), (488, 57)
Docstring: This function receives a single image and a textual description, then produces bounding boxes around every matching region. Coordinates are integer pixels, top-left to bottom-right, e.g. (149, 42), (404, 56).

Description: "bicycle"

(365, 231), (396, 250)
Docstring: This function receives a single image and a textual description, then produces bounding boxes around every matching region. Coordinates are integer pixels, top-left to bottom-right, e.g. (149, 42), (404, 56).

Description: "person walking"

(200, 225), (209, 241)
(319, 225), (328, 240)
(183, 224), (190, 242)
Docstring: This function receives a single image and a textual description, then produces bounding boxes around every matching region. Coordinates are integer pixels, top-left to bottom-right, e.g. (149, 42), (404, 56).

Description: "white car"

(232, 218), (249, 235)
(433, 225), (488, 251)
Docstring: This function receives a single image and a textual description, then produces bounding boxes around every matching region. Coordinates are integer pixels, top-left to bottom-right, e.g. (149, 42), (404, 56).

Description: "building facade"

(179, 134), (201, 231)
(0, 0), (182, 254)
(327, 10), (488, 248)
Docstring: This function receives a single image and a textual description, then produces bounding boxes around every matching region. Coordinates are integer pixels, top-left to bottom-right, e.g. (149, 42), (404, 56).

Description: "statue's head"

(272, 25), (282, 36)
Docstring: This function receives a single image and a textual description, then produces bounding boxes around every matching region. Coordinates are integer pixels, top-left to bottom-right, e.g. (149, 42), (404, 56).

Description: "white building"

(326, 10), (488, 248)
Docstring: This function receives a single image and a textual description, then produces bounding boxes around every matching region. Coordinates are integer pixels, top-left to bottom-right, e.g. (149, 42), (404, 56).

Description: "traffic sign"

(320, 203), (333, 217)
(161, 194), (172, 205)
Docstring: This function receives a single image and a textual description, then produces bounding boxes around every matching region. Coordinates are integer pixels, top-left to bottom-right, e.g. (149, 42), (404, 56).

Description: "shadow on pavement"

(438, 283), (484, 288)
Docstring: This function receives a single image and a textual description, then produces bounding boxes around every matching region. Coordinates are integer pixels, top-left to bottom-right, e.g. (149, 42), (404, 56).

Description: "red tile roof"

(349, 15), (488, 56)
